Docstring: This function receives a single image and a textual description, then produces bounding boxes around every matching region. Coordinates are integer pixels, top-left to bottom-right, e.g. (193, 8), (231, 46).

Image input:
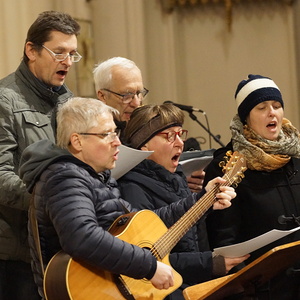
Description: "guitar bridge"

(113, 274), (136, 300)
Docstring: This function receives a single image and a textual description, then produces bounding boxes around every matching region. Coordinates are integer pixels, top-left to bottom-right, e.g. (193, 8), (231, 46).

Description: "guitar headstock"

(219, 151), (247, 187)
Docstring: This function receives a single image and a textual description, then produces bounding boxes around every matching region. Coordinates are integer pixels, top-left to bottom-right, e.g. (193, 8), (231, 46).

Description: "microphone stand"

(188, 111), (225, 147)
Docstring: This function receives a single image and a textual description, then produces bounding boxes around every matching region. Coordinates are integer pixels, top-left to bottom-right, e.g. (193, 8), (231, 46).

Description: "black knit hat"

(235, 74), (284, 123)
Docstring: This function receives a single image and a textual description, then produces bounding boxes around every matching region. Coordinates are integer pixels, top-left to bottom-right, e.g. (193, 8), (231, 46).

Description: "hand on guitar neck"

(204, 177), (236, 210)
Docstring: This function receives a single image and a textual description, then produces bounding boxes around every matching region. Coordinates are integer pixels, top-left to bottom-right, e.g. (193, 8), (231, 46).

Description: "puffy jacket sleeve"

(41, 165), (157, 280)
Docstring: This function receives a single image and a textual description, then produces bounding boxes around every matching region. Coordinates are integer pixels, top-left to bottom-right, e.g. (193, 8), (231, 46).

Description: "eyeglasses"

(79, 130), (120, 142)
(42, 45), (82, 63)
(158, 130), (188, 143)
(103, 88), (149, 104)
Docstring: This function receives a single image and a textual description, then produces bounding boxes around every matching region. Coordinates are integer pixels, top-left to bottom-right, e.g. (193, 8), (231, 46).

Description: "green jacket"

(0, 60), (72, 262)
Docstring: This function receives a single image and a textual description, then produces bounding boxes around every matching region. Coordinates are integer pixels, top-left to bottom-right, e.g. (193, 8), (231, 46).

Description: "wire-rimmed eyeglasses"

(158, 130), (188, 143)
(42, 45), (82, 63)
(102, 88), (149, 104)
(78, 130), (120, 142)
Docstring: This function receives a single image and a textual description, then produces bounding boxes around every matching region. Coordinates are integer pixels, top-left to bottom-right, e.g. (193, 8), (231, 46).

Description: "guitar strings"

(151, 179), (229, 259)
(151, 157), (244, 259)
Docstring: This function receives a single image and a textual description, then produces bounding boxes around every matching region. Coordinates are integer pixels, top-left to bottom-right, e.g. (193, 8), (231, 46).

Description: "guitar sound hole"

(144, 246), (161, 260)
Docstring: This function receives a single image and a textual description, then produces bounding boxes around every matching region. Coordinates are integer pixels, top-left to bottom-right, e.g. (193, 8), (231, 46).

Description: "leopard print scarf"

(230, 114), (300, 171)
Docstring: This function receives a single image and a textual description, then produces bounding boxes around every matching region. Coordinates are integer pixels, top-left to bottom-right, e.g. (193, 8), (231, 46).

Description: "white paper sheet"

(213, 226), (300, 257)
(111, 144), (154, 180)
(180, 156), (213, 177)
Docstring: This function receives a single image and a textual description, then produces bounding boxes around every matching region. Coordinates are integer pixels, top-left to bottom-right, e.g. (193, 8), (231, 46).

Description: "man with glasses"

(93, 57), (148, 138)
(0, 11), (80, 300)
(93, 57), (205, 194)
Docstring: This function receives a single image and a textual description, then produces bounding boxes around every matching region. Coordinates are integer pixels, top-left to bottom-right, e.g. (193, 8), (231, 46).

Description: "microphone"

(163, 101), (205, 114)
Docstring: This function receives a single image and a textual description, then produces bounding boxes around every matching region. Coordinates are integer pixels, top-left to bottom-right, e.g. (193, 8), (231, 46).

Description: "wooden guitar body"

(44, 210), (182, 300)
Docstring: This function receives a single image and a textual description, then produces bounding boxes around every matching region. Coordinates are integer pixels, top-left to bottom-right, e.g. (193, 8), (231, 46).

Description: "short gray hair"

(56, 97), (117, 149)
(93, 57), (139, 93)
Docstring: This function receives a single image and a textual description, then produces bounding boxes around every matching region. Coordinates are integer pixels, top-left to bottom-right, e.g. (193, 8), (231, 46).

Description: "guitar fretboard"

(151, 153), (246, 259)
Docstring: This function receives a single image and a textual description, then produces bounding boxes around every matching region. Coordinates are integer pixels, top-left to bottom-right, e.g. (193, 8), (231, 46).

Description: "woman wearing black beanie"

(204, 74), (300, 299)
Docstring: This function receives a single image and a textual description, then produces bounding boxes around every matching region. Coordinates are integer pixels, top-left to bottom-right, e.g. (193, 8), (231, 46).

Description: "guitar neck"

(153, 172), (238, 259)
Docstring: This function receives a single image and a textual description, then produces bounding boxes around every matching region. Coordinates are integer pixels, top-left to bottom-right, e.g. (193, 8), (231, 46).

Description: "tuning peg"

(226, 150), (233, 157)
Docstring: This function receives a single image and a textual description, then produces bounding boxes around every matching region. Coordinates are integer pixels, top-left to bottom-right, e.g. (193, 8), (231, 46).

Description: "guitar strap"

(29, 189), (45, 276)
(118, 198), (131, 214)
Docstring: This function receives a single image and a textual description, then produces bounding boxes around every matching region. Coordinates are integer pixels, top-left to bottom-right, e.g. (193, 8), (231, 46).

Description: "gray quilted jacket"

(0, 60), (72, 262)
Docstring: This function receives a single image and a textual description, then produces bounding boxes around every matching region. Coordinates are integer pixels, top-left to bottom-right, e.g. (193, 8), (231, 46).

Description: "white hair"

(93, 57), (140, 93)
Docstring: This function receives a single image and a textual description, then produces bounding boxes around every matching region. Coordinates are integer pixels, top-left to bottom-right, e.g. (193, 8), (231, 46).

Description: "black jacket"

(204, 141), (300, 299)
(118, 159), (214, 300)
(19, 139), (204, 299)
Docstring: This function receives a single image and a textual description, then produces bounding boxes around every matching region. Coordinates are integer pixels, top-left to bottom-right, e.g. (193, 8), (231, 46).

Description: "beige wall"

(0, 0), (299, 150)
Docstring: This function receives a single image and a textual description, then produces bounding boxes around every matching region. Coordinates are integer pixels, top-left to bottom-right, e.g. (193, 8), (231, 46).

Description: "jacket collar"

(16, 60), (72, 105)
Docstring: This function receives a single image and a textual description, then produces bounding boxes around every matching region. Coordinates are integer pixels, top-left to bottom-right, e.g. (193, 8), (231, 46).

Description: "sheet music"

(179, 149), (215, 177)
(179, 149), (215, 161)
(111, 144), (153, 180)
(213, 226), (300, 257)
(180, 156), (213, 177)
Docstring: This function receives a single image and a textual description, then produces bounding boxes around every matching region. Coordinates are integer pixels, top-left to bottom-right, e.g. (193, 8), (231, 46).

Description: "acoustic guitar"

(44, 151), (247, 300)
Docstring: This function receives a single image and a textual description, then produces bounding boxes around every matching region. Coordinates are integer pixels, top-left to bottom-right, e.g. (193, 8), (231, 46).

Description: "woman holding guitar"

(204, 74), (300, 299)
(118, 103), (249, 300)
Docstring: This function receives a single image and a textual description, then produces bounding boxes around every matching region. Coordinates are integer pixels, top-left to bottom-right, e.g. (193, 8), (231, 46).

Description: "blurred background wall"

(1, 0), (299, 150)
